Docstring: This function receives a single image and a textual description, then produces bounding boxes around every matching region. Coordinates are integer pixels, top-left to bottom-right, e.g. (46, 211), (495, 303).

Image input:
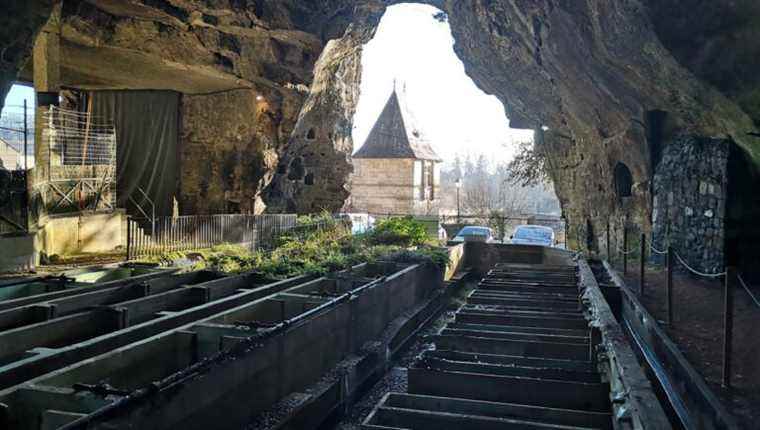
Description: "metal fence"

(603, 220), (760, 389)
(0, 102), (33, 235)
(126, 214), (298, 260)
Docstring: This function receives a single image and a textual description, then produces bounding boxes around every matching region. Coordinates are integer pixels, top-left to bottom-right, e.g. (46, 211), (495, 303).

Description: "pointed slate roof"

(354, 89), (442, 161)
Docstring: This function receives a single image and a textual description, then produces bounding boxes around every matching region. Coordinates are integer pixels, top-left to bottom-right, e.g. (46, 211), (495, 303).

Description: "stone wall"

(652, 137), (729, 273)
(350, 158), (415, 214)
(350, 158), (440, 215)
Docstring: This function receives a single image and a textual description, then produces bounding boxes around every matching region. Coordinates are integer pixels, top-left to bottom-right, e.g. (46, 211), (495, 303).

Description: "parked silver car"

(452, 226), (496, 243)
(510, 225), (556, 247)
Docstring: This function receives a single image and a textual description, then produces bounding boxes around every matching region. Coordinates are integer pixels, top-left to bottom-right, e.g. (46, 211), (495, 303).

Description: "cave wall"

(3, 0), (760, 253)
(179, 87), (298, 214)
(644, 0), (760, 128)
(264, 2), (385, 213)
(430, 0), (758, 252)
(2, 0), (366, 214)
(0, 1), (56, 105)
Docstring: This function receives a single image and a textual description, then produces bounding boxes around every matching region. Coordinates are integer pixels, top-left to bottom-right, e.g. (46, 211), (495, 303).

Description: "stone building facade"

(652, 137), (729, 273)
(350, 88), (441, 216)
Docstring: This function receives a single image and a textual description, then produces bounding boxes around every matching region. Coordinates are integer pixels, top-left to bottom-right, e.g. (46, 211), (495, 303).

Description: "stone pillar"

(31, 5), (61, 218)
(652, 136), (729, 273)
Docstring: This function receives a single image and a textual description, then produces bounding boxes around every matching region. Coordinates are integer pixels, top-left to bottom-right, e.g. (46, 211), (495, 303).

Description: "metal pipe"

(622, 222), (628, 275)
(666, 246), (673, 326)
(606, 220), (611, 263)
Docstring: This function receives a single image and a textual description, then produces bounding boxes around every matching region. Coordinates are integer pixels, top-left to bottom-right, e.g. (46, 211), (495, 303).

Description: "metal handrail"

(129, 187), (155, 235)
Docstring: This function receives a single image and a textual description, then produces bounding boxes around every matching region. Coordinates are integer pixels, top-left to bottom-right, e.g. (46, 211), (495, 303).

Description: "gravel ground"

(331, 303), (464, 429)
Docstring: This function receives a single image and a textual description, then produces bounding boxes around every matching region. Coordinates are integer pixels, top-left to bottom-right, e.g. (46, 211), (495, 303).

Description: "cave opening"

(614, 162), (633, 199)
(349, 3), (558, 218)
(725, 143), (760, 280)
(0, 83), (35, 171)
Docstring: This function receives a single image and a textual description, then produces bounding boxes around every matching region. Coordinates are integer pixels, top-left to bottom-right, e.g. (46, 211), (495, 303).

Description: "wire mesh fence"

(33, 106), (117, 214)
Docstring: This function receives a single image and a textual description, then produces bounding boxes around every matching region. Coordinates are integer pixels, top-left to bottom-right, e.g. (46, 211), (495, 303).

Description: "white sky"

(352, 3), (533, 165)
(3, 84), (34, 110)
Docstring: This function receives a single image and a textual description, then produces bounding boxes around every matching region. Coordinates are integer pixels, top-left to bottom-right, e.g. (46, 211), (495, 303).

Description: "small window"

(306, 128), (316, 140)
(614, 162), (633, 198)
(426, 162), (435, 200)
(419, 161), (426, 200)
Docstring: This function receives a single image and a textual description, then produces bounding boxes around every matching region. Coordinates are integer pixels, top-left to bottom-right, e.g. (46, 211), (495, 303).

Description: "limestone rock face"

(180, 88), (295, 214)
(645, 0), (760, 128)
(0, 1), (56, 104)
(264, 3), (385, 213)
(430, 0), (757, 249)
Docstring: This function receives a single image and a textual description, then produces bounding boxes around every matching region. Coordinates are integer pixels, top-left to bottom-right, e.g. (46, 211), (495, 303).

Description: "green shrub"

(384, 246), (450, 270)
(370, 216), (429, 247)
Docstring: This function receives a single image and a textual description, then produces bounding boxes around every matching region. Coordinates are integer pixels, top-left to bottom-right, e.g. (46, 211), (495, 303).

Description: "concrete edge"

(578, 259), (672, 429)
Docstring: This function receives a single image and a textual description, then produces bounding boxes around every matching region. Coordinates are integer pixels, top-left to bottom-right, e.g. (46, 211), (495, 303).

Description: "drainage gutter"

(578, 259), (672, 429)
(601, 260), (739, 430)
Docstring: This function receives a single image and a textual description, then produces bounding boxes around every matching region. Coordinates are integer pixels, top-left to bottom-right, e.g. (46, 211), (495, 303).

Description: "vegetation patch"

(139, 216), (448, 278)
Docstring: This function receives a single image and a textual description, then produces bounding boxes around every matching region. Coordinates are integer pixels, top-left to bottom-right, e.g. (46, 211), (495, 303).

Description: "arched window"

(306, 128), (316, 140)
(614, 162), (633, 198)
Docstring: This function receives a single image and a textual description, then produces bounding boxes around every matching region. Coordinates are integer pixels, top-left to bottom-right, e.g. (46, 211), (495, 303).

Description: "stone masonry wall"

(350, 158), (415, 215)
(652, 136), (729, 273)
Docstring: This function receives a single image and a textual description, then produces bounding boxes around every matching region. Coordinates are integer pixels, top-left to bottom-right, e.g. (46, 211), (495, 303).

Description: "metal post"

(722, 267), (735, 388)
(640, 233), (646, 295)
(22, 99), (29, 230)
(126, 217), (132, 261)
(456, 185), (460, 224)
(606, 220), (611, 262)
(666, 246), (673, 325)
(623, 223), (628, 275)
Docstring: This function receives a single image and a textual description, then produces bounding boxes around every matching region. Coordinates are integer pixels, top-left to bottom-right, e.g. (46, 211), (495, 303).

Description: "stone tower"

(350, 88), (442, 215)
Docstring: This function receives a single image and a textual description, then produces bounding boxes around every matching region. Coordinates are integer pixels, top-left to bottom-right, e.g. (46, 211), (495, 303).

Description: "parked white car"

(452, 226), (496, 243)
(510, 225), (556, 247)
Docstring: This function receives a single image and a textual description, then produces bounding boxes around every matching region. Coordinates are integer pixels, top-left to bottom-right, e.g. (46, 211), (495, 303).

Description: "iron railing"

(126, 214), (298, 260)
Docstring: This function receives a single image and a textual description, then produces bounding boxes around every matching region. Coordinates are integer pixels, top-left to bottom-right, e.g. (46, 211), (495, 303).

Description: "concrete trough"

(429, 334), (590, 361)
(444, 321), (589, 338)
(363, 245), (670, 430)
(425, 349), (598, 373)
(440, 326), (589, 344)
(418, 354), (601, 383)
(455, 310), (589, 330)
(0, 272), (228, 367)
(364, 393), (612, 430)
(407, 367), (611, 412)
(0, 267), (177, 312)
(0, 261), (442, 430)
(0, 273), (315, 391)
(0, 271), (222, 332)
(467, 294), (580, 311)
